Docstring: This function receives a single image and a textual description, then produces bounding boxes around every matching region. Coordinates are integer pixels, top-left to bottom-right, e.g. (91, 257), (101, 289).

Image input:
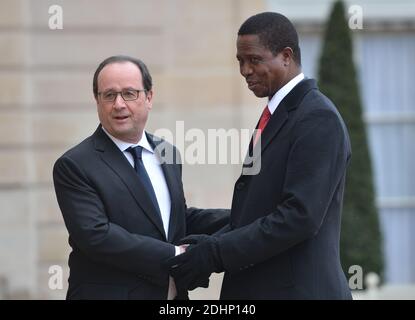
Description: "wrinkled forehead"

(98, 62), (143, 90)
(236, 34), (271, 57)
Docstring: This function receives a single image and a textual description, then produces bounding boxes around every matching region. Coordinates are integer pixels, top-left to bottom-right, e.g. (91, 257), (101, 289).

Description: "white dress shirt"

(102, 128), (172, 237)
(102, 127), (179, 299)
(267, 73), (305, 114)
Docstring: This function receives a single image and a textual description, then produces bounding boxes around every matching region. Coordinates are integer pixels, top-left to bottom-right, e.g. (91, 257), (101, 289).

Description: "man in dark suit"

(53, 55), (229, 300)
(167, 12), (352, 299)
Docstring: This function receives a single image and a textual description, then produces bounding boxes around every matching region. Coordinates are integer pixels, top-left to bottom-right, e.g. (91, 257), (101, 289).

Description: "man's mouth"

(113, 115), (129, 120)
(247, 81), (259, 90)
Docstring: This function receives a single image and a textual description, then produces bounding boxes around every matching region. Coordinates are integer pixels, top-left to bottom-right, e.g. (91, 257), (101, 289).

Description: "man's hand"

(165, 234), (224, 291)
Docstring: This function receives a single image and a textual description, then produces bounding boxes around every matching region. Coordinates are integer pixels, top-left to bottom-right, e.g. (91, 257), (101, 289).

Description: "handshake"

(164, 234), (224, 292)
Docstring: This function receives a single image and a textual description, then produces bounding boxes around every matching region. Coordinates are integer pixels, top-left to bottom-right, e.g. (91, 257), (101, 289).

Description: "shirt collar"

(268, 73), (305, 114)
(101, 126), (154, 154)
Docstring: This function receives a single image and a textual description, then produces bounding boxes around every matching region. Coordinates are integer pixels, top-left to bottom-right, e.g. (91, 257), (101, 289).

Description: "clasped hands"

(164, 234), (223, 292)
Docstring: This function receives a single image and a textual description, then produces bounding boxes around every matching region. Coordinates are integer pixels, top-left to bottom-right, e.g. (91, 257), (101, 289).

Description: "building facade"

(0, 0), (413, 299)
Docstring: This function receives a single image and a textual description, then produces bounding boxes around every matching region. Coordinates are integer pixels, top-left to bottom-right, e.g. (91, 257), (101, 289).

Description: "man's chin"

(251, 89), (267, 98)
(107, 126), (139, 142)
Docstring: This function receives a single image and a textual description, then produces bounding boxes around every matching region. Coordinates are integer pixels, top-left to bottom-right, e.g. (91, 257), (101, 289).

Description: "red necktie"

(253, 106), (271, 147)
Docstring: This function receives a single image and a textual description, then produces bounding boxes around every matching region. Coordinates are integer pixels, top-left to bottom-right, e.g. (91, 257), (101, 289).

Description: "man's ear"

(145, 89), (154, 109)
(281, 47), (294, 64)
(146, 89), (153, 100)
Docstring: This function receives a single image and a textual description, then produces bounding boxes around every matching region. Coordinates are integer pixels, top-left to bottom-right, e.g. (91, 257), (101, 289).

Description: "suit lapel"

(242, 105), (288, 174)
(147, 134), (181, 242)
(243, 79), (317, 171)
(93, 127), (166, 239)
(160, 162), (179, 243)
(258, 102), (289, 154)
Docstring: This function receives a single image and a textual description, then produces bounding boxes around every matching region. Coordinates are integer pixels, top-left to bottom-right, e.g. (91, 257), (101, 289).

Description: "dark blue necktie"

(126, 146), (161, 215)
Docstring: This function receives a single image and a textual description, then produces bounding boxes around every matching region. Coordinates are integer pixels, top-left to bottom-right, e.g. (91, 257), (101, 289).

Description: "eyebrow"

(236, 53), (261, 59)
(102, 86), (138, 92)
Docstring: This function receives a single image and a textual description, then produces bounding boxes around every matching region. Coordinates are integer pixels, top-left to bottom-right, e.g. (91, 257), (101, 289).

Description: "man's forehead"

(100, 61), (141, 76)
(236, 35), (269, 55)
(98, 62), (142, 87)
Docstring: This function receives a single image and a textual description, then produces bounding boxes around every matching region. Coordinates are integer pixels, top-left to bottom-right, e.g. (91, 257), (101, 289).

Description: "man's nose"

(113, 93), (127, 108)
(240, 63), (253, 77)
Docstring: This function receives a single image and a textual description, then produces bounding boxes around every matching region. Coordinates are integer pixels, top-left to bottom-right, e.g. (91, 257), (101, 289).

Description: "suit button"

(236, 182), (245, 190)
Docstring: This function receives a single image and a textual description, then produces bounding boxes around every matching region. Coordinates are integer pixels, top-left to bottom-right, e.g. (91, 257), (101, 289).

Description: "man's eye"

(250, 57), (260, 64)
(122, 90), (137, 99)
(104, 92), (116, 100)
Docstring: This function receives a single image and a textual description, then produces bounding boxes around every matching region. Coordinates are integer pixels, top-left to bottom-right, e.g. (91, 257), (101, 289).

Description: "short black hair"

(93, 55), (152, 99)
(238, 12), (301, 65)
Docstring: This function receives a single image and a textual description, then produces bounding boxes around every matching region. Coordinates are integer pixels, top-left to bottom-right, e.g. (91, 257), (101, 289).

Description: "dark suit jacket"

(53, 126), (229, 300)
(218, 79), (352, 299)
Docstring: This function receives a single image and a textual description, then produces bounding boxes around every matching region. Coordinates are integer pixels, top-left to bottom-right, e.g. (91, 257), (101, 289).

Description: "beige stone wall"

(0, 0), (266, 299)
